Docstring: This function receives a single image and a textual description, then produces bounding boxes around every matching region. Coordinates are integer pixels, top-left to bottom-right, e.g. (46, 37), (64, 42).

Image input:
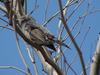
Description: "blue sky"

(0, 0), (100, 75)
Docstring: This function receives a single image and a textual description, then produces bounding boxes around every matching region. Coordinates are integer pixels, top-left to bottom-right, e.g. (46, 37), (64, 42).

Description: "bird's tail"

(52, 39), (71, 49)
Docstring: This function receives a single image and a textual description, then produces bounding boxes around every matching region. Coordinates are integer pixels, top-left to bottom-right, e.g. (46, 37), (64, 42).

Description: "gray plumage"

(19, 15), (56, 51)
(18, 15), (70, 51)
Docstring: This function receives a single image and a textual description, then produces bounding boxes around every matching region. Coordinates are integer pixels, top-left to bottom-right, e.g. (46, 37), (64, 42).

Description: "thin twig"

(66, 53), (78, 75)
(0, 25), (14, 31)
(62, 16), (81, 42)
(68, 31), (80, 46)
(28, 0), (38, 16)
(44, 0), (50, 22)
(80, 27), (91, 48)
(0, 66), (29, 75)
(0, 17), (9, 24)
(67, 0), (84, 20)
(62, 8), (100, 43)
(60, 50), (78, 75)
(43, 1), (76, 26)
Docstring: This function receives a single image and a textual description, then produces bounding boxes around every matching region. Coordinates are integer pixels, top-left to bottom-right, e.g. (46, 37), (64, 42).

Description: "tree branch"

(90, 34), (100, 75)
(57, 0), (87, 75)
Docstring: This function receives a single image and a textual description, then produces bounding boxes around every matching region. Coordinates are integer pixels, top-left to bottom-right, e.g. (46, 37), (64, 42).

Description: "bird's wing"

(30, 28), (46, 45)
(37, 25), (55, 40)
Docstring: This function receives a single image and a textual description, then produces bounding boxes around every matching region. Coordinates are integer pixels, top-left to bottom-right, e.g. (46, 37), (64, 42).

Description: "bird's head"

(18, 15), (36, 25)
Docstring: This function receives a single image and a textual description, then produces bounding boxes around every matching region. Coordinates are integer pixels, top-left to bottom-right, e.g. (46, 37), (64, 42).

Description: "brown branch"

(35, 46), (63, 75)
(57, 0), (87, 75)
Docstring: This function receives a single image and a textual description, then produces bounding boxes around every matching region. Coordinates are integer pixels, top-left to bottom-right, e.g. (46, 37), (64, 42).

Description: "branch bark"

(90, 34), (100, 75)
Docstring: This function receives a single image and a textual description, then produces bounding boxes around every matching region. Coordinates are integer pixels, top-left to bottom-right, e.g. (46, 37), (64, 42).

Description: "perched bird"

(19, 15), (70, 51)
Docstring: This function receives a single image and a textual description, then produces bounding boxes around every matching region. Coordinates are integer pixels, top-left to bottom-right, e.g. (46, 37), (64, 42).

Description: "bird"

(18, 15), (70, 51)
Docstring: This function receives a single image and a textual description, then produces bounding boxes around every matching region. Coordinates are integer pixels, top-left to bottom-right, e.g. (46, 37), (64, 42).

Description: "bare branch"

(0, 25), (14, 31)
(0, 66), (29, 75)
(80, 27), (91, 48)
(57, 0), (87, 75)
(25, 44), (39, 75)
